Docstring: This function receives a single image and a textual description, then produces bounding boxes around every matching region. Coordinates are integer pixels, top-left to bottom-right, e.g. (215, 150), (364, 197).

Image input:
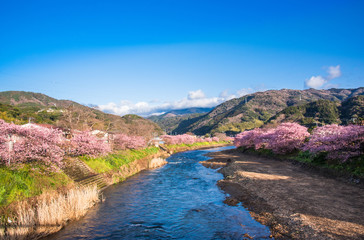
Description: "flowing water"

(48, 146), (272, 239)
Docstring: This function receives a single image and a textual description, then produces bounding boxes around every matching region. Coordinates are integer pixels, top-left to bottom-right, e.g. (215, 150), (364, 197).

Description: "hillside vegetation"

(0, 91), (162, 138)
(148, 108), (212, 134)
(168, 88), (363, 135)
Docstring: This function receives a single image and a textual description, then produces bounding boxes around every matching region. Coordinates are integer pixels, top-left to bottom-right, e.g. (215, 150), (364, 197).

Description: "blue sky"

(0, 0), (363, 116)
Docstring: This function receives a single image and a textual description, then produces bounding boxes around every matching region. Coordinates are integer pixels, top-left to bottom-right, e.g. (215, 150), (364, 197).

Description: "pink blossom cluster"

(0, 119), (65, 165)
(234, 123), (310, 154)
(161, 134), (220, 145)
(0, 120), (167, 165)
(161, 134), (196, 144)
(113, 134), (146, 150)
(303, 124), (364, 162)
(212, 137), (220, 142)
(224, 136), (235, 142)
(234, 128), (264, 149)
(67, 131), (111, 157)
(268, 123), (310, 154)
(0, 120), (111, 165)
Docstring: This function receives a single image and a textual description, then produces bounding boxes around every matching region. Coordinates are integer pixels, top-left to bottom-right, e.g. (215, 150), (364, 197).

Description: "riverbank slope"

(1, 141), (230, 239)
(202, 149), (364, 239)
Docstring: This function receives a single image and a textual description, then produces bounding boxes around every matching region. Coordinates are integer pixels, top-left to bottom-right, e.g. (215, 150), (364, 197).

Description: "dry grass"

(148, 157), (167, 169)
(1, 185), (100, 240)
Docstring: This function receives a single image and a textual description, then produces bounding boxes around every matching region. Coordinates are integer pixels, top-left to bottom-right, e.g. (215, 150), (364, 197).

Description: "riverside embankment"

(201, 148), (364, 240)
(45, 146), (272, 239)
(0, 141), (230, 239)
(78, 142), (231, 187)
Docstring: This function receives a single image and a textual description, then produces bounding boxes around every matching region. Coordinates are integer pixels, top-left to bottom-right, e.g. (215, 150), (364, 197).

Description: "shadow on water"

(45, 146), (272, 239)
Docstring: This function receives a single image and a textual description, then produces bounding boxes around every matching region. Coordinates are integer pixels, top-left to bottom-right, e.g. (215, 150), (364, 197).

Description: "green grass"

(292, 151), (364, 178)
(81, 141), (229, 174)
(0, 141), (229, 206)
(0, 163), (71, 206)
(80, 147), (161, 173)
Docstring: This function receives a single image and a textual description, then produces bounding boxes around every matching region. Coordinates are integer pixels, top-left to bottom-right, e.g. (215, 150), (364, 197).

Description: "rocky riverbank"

(201, 149), (364, 240)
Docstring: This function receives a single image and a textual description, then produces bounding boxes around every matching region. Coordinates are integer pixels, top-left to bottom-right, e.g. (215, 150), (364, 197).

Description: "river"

(47, 146), (272, 239)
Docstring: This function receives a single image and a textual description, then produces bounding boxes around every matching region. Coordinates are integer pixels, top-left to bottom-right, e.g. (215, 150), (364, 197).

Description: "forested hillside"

(169, 88), (364, 135)
(148, 108), (213, 134)
(0, 91), (162, 138)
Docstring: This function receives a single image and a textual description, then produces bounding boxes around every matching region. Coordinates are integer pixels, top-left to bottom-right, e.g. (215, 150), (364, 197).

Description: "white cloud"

(327, 65), (341, 80)
(187, 89), (205, 100)
(98, 90), (222, 117)
(305, 65), (342, 89)
(98, 88), (258, 117)
(305, 76), (327, 89)
(149, 112), (166, 116)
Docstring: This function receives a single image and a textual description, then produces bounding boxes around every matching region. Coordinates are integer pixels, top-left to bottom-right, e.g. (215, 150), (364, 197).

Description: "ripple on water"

(45, 146), (272, 240)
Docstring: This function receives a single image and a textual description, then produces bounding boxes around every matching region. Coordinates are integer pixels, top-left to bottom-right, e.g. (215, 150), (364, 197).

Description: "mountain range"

(147, 107), (213, 134)
(150, 87), (364, 135)
(1, 88), (362, 138)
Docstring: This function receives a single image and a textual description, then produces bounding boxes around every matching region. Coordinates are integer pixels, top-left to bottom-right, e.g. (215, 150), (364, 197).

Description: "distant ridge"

(0, 91), (162, 138)
(148, 107), (213, 134)
(163, 107), (214, 116)
(167, 87), (364, 135)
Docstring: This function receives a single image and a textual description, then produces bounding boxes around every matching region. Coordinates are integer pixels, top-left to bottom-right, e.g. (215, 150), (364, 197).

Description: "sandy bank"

(201, 149), (364, 239)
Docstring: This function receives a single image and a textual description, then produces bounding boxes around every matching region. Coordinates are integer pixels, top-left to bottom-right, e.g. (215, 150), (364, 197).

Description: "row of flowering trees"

(0, 120), (149, 166)
(161, 134), (220, 145)
(113, 134), (146, 150)
(0, 120), (66, 166)
(234, 122), (364, 162)
(0, 120), (226, 166)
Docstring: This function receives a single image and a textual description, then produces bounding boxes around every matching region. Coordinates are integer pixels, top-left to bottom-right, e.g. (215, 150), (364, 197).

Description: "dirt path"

(201, 149), (364, 240)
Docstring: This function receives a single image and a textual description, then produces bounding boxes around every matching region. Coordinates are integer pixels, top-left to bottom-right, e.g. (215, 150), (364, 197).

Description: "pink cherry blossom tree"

(161, 134), (216, 145)
(0, 120), (65, 165)
(212, 137), (220, 142)
(234, 128), (263, 148)
(113, 134), (146, 150)
(267, 123), (310, 154)
(68, 131), (111, 157)
(234, 123), (310, 154)
(303, 124), (364, 162)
